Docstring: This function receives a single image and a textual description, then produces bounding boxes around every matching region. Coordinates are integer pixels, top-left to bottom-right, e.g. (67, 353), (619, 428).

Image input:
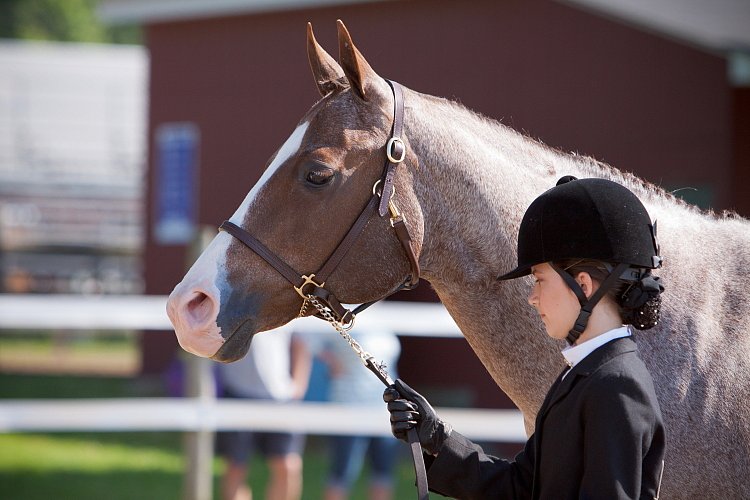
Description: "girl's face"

(528, 262), (581, 341)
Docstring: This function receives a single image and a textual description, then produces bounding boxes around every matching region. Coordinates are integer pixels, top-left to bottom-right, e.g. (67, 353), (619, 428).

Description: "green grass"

(0, 372), (420, 499)
(0, 432), (186, 500)
(0, 432), (418, 500)
(0, 332), (137, 355)
(0, 334), (140, 376)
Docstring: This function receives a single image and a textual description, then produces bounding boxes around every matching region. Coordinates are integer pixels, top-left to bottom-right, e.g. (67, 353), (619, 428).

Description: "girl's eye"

(305, 168), (334, 186)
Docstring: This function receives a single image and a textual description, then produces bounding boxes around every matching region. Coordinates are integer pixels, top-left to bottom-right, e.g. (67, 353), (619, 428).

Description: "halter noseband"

(219, 79), (420, 326)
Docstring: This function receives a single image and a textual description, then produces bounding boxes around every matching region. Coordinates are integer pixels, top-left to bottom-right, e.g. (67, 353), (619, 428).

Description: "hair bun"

(621, 273), (664, 330)
(622, 274), (664, 309)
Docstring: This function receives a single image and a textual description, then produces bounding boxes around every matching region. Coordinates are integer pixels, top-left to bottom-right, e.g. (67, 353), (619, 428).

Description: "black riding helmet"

(498, 176), (662, 345)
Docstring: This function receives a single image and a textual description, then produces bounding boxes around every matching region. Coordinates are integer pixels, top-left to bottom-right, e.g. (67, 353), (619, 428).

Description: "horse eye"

(305, 168), (334, 186)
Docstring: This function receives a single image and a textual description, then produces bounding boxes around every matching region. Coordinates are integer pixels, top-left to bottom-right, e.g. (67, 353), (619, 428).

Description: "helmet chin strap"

(550, 262), (630, 346)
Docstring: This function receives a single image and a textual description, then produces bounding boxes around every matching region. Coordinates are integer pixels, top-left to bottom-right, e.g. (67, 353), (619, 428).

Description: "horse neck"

(405, 91), (581, 289)
(403, 92), (582, 416)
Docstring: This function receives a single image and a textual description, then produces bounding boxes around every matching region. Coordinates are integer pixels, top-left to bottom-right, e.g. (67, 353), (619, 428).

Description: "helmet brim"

(497, 264), (532, 281)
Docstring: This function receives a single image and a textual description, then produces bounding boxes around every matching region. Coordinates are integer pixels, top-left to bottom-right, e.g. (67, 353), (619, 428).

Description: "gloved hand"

(383, 378), (452, 456)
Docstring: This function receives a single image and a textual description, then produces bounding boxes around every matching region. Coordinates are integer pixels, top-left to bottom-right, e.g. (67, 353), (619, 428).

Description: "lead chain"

(297, 297), (311, 318)
(306, 295), (375, 368)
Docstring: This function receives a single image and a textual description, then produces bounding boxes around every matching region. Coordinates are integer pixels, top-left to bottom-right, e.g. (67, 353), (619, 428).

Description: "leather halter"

(219, 79), (420, 325)
(220, 80), (429, 500)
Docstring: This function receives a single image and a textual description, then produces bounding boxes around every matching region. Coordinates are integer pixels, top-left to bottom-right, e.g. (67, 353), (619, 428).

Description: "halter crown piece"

(497, 176), (663, 345)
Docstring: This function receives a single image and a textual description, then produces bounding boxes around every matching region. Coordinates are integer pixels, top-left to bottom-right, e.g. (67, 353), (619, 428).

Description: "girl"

(385, 176), (666, 499)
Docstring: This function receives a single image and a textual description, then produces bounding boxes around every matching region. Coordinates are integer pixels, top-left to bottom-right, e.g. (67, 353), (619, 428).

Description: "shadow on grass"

(0, 470), (189, 500)
(0, 373), (164, 399)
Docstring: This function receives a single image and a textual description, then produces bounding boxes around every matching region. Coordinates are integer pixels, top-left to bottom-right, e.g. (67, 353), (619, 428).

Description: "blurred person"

(217, 330), (312, 500)
(318, 329), (401, 500)
(3, 267), (33, 293)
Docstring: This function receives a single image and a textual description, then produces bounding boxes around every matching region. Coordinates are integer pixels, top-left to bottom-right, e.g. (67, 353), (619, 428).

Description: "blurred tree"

(0, 0), (141, 44)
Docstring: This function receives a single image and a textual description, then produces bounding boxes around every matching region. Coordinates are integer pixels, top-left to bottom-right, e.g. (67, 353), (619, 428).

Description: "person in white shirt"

(217, 330), (311, 500)
(384, 176), (666, 499)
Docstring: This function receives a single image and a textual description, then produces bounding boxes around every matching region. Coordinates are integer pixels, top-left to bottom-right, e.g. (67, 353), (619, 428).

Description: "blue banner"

(154, 122), (199, 245)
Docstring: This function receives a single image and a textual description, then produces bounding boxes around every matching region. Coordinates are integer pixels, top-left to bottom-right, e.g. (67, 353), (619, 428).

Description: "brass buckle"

(294, 274), (324, 299)
(386, 137), (406, 163)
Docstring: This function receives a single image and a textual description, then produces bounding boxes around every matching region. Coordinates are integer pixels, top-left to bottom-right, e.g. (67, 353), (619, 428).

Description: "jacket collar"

(561, 325), (631, 369)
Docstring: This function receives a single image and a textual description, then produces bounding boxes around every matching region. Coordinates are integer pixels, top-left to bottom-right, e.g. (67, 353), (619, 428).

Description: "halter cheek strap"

(550, 262), (630, 345)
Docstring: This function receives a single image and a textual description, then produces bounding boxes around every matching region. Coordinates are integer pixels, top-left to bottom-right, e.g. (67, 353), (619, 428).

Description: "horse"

(166, 21), (750, 498)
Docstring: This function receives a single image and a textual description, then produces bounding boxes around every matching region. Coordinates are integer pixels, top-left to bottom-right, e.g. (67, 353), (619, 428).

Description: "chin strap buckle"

(567, 309), (592, 345)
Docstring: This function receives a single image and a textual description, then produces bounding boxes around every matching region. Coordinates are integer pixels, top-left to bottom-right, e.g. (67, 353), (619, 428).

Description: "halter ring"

(372, 179), (396, 199)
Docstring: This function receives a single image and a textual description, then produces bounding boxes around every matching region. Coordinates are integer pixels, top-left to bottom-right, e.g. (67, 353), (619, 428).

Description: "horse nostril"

(185, 291), (216, 325)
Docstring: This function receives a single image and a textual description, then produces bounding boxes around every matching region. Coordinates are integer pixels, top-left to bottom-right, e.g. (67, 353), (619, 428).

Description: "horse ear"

(336, 20), (380, 100)
(307, 22), (346, 96)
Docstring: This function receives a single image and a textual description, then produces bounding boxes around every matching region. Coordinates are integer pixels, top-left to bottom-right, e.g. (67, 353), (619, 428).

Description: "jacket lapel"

(538, 337), (637, 421)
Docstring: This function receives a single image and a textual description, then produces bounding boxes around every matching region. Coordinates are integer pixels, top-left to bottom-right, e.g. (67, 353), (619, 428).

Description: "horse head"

(167, 21), (423, 362)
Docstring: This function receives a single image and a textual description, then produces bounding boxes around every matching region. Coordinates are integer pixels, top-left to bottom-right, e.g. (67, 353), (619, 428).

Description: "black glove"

(383, 378), (452, 456)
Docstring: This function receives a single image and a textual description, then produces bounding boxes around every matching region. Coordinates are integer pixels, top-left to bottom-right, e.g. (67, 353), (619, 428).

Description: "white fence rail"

(0, 398), (525, 442)
(0, 293), (467, 337)
(0, 294), (525, 440)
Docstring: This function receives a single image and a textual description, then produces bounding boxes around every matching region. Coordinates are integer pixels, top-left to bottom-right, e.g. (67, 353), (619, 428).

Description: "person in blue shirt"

(319, 328), (401, 500)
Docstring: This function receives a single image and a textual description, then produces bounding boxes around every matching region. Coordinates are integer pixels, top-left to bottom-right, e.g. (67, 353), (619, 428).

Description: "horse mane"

(413, 89), (746, 225)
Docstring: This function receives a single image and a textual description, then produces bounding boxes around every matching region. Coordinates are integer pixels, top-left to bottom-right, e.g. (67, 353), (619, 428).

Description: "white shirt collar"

(561, 325), (631, 370)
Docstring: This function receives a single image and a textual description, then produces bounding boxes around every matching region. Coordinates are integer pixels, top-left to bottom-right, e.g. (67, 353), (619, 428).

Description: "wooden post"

(182, 355), (217, 500)
(182, 227), (217, 500)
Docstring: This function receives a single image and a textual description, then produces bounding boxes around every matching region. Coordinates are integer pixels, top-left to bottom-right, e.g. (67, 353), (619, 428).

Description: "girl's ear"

(576, 272), (596, 299)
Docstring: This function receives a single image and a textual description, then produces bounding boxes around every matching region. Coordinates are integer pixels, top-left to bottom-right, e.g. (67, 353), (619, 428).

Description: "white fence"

(0, 294), (526, 499)
(0, 294), (524, 437)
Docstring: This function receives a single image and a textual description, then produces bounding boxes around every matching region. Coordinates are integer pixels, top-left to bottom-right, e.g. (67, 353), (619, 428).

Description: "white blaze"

(169, 121), (310, 355)
(183, 120), (310, 292)
(229, 121), (310, 224)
